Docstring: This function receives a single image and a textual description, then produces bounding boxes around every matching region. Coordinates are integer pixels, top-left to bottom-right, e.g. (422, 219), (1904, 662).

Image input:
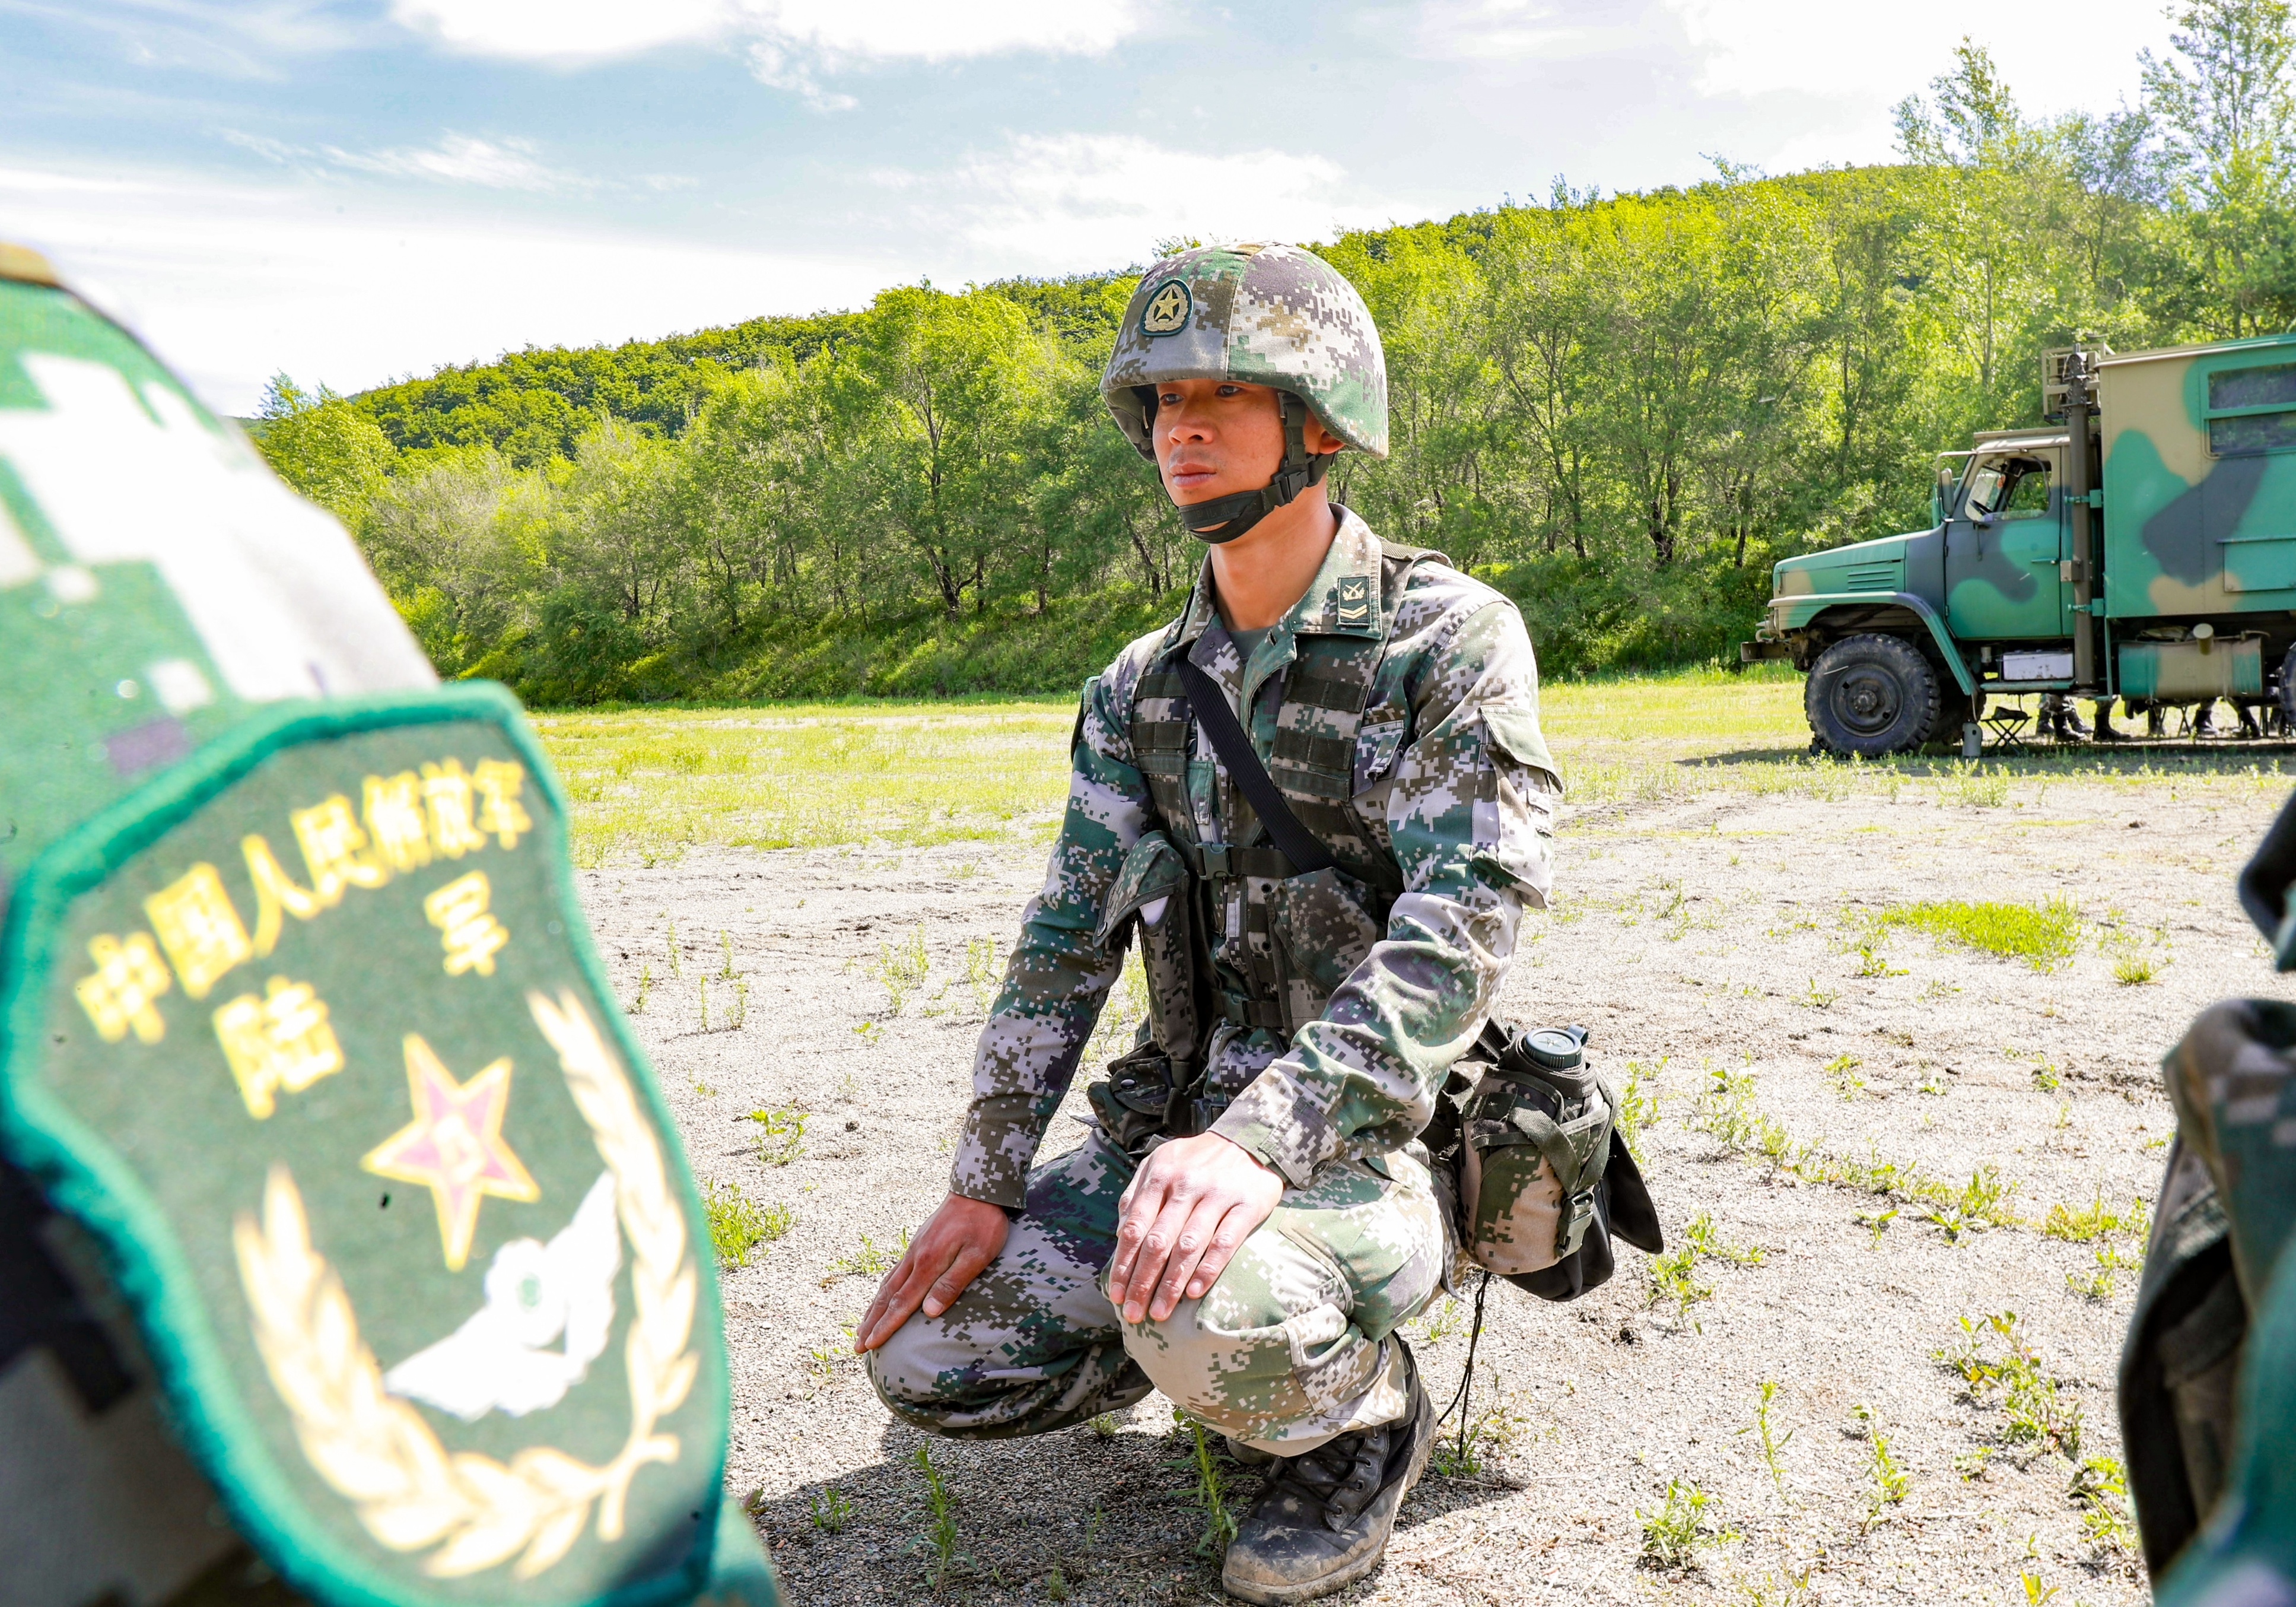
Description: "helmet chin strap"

(1173, 391), (1332, 544)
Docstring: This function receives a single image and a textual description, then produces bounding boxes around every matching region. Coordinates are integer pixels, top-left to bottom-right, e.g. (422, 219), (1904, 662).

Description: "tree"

(253, 373), (397, 528)
(2144, 0), (2296, 334)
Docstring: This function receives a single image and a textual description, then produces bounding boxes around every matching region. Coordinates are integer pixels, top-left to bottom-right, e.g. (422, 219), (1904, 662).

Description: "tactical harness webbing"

(1125, 541), (1433, 1043)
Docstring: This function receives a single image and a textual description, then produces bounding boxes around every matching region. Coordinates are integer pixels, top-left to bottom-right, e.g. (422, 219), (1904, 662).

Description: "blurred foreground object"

(0, 242), (774, 1607)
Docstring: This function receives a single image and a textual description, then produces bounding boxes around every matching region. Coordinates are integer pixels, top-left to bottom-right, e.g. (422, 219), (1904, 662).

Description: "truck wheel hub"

(1837, 670), (1901, 733)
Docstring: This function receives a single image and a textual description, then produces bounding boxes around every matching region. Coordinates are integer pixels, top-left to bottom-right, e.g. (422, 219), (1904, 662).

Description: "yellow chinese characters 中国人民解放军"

(73, 932), (172, 1044)
(144, 863), (253, 1000)
(69, 755), (532, 1075)
(425, 871), (510, 978)
(211, 976), (344, 1119)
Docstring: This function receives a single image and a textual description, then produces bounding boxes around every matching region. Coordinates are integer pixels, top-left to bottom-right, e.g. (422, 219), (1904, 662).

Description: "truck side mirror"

(1932, 468), (1954, 525)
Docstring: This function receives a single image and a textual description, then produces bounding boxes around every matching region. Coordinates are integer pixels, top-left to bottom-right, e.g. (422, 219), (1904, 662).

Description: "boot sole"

(1221, 1363), (1435, 1603)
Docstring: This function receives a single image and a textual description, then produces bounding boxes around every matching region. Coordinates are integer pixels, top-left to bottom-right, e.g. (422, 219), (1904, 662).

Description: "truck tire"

(1806, 633), (1942, 757)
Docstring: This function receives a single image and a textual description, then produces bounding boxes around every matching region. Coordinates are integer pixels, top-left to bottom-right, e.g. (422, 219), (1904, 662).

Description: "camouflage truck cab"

(1749, 332), (2296, 755)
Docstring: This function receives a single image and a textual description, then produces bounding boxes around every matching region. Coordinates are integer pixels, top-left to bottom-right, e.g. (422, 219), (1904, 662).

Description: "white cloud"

(389, 0), (1141, 101)
(1403, 0), (1652, 62)
(224, 128), (586, 192)
(908, 134), (1390, 272)
(1667, 0), (2174, 115)
(0, 162), (896, 414)
(323, 133), (580, 191)
(386, 0), (734, 61)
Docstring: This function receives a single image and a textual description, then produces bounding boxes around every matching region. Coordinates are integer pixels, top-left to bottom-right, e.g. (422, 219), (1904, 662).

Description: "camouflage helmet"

(1101, 243), (1389, 460)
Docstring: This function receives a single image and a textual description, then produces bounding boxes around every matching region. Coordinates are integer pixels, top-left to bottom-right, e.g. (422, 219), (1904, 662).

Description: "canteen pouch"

(1432, 1020), (1664, 1302)
(1458, 1023), (1610, 1275)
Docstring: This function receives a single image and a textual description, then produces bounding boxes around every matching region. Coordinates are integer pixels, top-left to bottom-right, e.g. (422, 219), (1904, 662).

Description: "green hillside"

(251, 32), (2296, 705)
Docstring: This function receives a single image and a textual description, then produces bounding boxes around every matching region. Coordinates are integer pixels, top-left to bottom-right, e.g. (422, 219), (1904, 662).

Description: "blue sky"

(2, 0), (2179, 413)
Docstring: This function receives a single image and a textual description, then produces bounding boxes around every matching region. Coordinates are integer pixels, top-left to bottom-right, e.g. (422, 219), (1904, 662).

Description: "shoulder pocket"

(1480, 698), (1558, 786)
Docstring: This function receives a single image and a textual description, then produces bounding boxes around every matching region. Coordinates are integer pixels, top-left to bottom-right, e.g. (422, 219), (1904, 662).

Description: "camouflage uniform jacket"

(951, 509), (1561, 1210)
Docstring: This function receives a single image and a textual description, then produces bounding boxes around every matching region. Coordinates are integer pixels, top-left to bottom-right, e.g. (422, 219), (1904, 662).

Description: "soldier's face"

(1152, 379), (1338, 506)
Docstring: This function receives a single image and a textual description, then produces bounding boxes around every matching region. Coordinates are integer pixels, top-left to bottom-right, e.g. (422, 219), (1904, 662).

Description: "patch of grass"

(1637, 1477), (1734, 1569)
(1943, 761), (2011, 807)
(2113, 951), (2161, 984)
(1936, 1311), (2083, 1462)
(1086, 1412), (1121, 1440)
(704, 1180), (793, 1269)
(1432, 1400), (1527, 1479)
(1874, 897), (2083, 971)
(1684, 1211), (1766, 1265)
(2042, 1192), (2149, 1243)
(628, 963), (651, 1014)
(1799, 978), (1838, 1009)
(825, 1231), (906, 1283)
(2068, 1242), (2142, 1301)
(961, 935), (1003, 1014)
(747, 1107), (808, 1166)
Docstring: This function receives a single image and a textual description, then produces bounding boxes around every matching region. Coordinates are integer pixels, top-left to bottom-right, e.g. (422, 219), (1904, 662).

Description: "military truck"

(1744, 335), (2296, 755)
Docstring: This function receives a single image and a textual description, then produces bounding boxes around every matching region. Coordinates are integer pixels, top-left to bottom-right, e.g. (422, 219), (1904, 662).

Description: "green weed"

(666, 917), (682, 979)
(630, 963), (651, 1014)
(1617, 1059), (1662, 1162)
(2020, 1570), (2060, 1607)
(1823, 1053), (1865, 1098)
(912, 1444), (961, 1591)
(1685, 1211), (1765, 1265)
(1648, 1243), (1715, 1323)
(1171, 1411), (1239, 1557)
(718, 929), (736, 979)
(1417, 1297), (1464, 1344)
(2070, 1456), (2136, 1555)
(1875, 897), (2082, 971)
(1086, 1412), (1121, 1440)
(747, 1107), (808, 1166)
(1799, 978), (1838, 1009)
(824, 1230), (908, 1284)
(873, 928), (930, 1015)
(1432, 1402), (1527, 1479)
(1851, 938), (1904, 978)
(1737, 1380), (1793, 1498)
(961, 936), (1003, 1014)
(1936, 1311), (2082, 1460)
(704, 1180), (792, 1269)
(1852, 1403), (1908, 1525)
(1637, 1477), (1732, 1568)
(2042, 1192), (2147, 1243)
(1737, 1567), (1814, 1607)
(807, 1486), (854, 1533)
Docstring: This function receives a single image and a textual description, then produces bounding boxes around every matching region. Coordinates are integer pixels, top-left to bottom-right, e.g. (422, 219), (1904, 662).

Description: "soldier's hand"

(1108, 1133), (1283, 1325)
(854, 1192), (1009, 1352)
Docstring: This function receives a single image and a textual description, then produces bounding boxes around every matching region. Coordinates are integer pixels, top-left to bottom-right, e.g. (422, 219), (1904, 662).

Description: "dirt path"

(578, 780), (2296, 1606)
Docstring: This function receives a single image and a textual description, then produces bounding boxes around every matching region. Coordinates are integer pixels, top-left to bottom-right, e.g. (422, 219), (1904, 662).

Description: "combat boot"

(2193, 701), (2220, 738)
(2240, 702), (2265, 739)
(2093, 702), (2128, 742)
(1221, 1345), (1433, 1604)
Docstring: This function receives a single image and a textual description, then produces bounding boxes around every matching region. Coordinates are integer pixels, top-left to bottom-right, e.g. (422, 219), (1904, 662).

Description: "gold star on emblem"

(362, 1035), (540, 1271)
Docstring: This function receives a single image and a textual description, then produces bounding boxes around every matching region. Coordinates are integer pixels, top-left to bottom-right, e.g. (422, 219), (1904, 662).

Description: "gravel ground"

(577, 777), (2296, 1606)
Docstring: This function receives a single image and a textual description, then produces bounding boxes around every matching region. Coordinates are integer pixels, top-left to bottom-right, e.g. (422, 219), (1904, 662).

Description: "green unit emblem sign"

(0, 684), (743, 1607)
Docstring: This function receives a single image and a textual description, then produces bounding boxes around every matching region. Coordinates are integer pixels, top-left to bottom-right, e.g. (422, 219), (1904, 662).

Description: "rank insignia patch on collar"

(1141, 279), (1192, 337)
(0, 684), (771, 1607)
(1335, 574), (1373, 627)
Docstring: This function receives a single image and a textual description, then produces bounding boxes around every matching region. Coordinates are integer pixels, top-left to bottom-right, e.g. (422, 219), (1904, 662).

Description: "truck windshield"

(1964, 456), (2050, 520)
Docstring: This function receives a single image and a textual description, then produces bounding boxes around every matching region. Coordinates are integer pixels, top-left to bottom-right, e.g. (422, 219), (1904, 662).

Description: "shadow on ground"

(746, 1413), (1516, 1605)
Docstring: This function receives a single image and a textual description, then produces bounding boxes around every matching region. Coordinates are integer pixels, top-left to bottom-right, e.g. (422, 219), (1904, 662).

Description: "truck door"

(1945, 452), (2070, 643)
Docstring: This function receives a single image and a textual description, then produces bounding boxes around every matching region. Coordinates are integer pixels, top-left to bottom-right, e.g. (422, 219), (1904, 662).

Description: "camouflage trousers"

(867, 1130), (1448, 1455)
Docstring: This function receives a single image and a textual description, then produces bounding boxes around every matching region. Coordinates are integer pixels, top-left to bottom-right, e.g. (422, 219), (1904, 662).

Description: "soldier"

(0, 243), (775, 1607)
(856, 244), (1561, 1603)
